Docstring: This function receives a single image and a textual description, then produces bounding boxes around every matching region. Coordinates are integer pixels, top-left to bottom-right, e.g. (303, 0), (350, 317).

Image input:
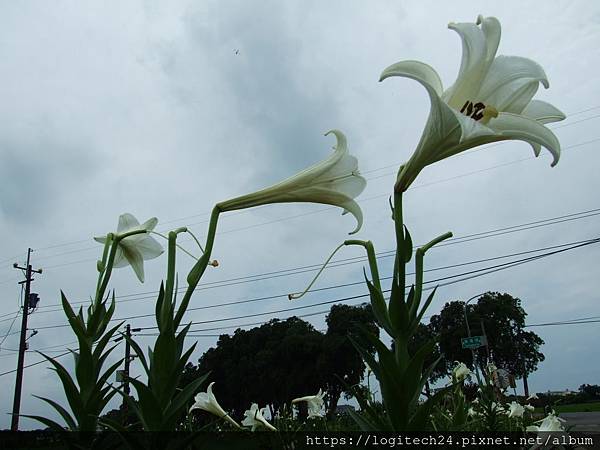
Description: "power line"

(23, 236), (589, 333)
(1, 120), (597, 270)
(0, 351), (71, 378)
(22, 237), (599, 328)
(22, 206), (600, 316)
(0, 312), (20, 349)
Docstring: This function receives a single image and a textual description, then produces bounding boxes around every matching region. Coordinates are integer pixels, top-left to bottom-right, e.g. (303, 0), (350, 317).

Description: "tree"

(429, 292), (545, 392)
(192, 316), (324, 417)
(318, 303), (378, 416)
(181, 304), (378, 419)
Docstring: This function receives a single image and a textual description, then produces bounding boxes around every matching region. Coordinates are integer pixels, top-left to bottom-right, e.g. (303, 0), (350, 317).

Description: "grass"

(535, 401), (600, 414)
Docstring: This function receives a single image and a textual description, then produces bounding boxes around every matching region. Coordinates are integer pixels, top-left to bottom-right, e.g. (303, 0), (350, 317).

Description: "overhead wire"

(20, 205), (600, 315)
(26, 236), (600, 332)
(0, 105), (597, 270)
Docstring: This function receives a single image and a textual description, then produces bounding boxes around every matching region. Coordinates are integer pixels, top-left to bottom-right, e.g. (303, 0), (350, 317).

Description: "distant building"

(335, 404), (356, 415)
(545, 389), (577, 397)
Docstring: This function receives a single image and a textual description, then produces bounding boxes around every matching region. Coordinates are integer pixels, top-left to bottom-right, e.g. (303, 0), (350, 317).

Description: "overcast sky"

(1, 0), (599, 430)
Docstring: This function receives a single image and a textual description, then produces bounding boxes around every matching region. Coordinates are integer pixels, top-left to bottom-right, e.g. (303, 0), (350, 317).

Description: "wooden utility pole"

(11, 248), (42, 431)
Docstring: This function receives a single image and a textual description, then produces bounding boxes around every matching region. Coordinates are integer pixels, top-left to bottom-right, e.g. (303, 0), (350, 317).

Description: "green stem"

(150, 231), (199, 261)
(186, 229), (205, 254)
(289, 243), (345, 300)
(393, 191), (406, 361)
(176, 206), (221, 328)
(164, 232), (177, 305)
(393, 191), (405, 303)
(95, 234), (113, 301)
(344, 240), (382, 293)
(96, 229), (146, 304)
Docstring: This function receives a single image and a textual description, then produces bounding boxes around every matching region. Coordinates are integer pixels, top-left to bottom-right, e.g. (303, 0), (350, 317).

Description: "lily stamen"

(288, 243), (344, 300)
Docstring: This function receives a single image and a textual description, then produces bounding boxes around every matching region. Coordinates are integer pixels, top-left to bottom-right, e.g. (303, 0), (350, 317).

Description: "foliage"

(25, 231), (143, 441)
(182, 304), (377, 419)
(194, 317), (322, 418)
(108, 227), (213, 439)
(344, 196), (453, 431)
(319, 303), (378, 417)
(428, 293), (545, 380)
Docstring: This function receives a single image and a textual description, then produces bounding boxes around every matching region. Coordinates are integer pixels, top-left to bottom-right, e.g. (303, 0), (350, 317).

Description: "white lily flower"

(217, 130), (367, 234)
(380, 15), (565, 192)
(526, 412), (565, 433)
(527, 393), (539, 401)
(189, 382), (240, 428)
(292, 388), (326, 418)
(241, 403), (277, 431)
(452, 362), (471, 382)
(524, 404), (535, 412)
(94, 213), (163, 282)
(507, 401), (525, 418)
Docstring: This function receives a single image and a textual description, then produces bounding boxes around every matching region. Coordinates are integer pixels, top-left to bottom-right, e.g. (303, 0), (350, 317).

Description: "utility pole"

(122, 324), (131, 419)
(116, 324), (140, 425)
(11, 248), (42, 431)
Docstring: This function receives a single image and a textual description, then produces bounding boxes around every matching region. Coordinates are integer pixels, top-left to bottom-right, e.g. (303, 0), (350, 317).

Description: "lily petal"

(379, 60), (444, 97)
(521, 100), (566, 124)
(489, 112), (561, 166)
(443, 21), (488, 108)
(122, 244), (145, 282)
(521, 100), (565, 157)
(117, 213), (141, 234)
(478, 56), (548, 114)
(477, 15), (501, 65)
(134, 236), (164, 260)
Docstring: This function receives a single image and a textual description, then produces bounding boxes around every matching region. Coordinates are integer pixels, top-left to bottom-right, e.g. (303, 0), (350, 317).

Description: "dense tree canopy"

(181, 303), (377, 418)
(427, 292), (545, 381)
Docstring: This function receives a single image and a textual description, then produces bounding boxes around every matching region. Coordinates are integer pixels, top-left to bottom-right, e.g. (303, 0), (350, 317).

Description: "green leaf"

(93, 322), (123, 363)
(127, 377), (164, 430)
(364, 272), (394, 336)
(95, 293), (117, 340)
(408, 385), (452, 431)
(167, 341), (197, 396)
(348, 335), (381, 381)
(403, 339), (436, 408)
(38, 352), (84, 423)
(61, 291), (86, 338)
(22, 414), (68, 432)
(403, 225), (413, 263)
(32, 395), (77, 430)
(109, 385), (150, 431)
(390, 285), (411, 334)
(123, 334), (149, 376)
(163, 372), (209, 429)
(416, 286), (438, 326)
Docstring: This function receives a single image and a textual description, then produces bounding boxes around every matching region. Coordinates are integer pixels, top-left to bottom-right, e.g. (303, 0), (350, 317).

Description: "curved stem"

(95, 234), (113, 301)
(393, 191), (405, 302)
(288, 243), (344, 300)
(150, 231), (199, 261)
(176, 206), (221, 328)
(96, 229), (146, 304)
(344, 240), (381, 293)
(186, 229), (205, 254)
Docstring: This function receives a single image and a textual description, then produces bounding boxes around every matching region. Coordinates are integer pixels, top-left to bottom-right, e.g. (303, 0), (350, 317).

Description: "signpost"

(461, 335), (487, 349)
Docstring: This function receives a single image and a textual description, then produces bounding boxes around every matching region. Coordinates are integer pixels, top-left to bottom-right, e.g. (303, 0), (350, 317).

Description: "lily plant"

(340, 14), (564, 431)
(381, 15), (565, 192)
(26, 214), (162, 447)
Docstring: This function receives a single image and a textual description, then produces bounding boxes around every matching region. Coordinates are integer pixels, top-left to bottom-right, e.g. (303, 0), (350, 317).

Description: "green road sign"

(461, 336), (487, 349)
